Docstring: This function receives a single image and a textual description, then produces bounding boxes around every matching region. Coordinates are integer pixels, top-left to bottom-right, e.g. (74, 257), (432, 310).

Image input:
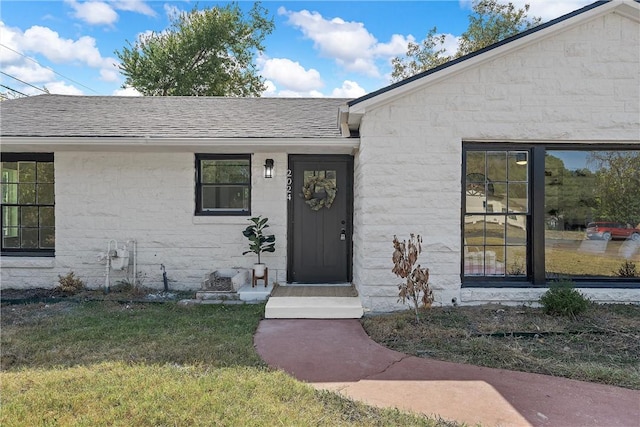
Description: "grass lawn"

(1, 299), (452, 427)
(362, 303), (640, 390)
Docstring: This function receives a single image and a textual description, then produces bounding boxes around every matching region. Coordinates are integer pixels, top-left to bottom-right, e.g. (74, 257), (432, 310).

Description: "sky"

(0, 0), (594, 98)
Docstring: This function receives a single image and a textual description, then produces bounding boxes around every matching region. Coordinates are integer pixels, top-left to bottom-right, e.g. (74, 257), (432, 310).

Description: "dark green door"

(288, 155), (353, 283)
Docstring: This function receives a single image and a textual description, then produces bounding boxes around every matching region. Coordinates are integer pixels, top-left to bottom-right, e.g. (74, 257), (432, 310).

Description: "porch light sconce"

(516, 153), (528, 165)
(264, 158), (274, 178)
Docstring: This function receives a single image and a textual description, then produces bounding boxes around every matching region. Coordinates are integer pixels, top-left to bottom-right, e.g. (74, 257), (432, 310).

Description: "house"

(1, 0), (638, 314)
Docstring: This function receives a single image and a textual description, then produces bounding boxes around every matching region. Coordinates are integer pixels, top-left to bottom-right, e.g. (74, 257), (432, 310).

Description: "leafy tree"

(115, 2), (274, 96)
(391, 0), (541, 82)
(589, 151), (640, 226)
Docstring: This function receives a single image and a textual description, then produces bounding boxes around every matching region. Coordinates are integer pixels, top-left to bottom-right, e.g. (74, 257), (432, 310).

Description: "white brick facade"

(352, 9), (640, 312)
(1, 152), (288, 290)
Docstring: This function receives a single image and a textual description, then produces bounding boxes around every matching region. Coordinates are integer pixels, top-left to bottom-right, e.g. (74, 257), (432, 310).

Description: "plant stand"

(252, 267), (268, 288)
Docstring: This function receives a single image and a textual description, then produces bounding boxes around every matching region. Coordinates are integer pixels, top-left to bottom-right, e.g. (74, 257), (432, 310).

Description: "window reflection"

(545, 150), (640, 278)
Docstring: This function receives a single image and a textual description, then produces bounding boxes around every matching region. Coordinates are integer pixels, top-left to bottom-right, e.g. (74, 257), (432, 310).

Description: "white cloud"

(261, 58), (323, 92)
(441, 33), (461, 57)
(459, 0), (593, 23)
(330, 80), (366, 98)
(0, 21), (118, 95)
(42, 81), (84, 95)
(510, 1), (593, 21)
(279, 7), (412, 77)
(113, 0), (156, 17)
(21, 25), (114, 69)
(3, 63), (55, 83)
(65, 0), (119, 26)
(113, 86), (142, 96)
(100, 68), (120, 82)
(163, 3), (181, 21)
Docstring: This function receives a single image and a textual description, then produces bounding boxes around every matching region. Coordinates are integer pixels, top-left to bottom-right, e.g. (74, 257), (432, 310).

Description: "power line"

(0, 71), (48, 94)
(0, 84), (28, 97)
(0, 43), (101, 94)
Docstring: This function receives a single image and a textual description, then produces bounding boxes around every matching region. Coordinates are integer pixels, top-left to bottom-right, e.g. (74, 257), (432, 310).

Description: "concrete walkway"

(254, 319), (640, 427)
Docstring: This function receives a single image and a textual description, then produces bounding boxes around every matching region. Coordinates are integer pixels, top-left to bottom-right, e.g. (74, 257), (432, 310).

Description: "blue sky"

(0, 1), (592, 98)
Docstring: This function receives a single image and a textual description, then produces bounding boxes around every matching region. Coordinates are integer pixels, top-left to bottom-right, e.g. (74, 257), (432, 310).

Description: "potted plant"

(242, 216), (276, 278)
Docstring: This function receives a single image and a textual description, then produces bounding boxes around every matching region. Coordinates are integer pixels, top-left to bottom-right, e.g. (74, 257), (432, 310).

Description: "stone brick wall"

(1, 151), (287, 290)
(353, 12), (640, 312)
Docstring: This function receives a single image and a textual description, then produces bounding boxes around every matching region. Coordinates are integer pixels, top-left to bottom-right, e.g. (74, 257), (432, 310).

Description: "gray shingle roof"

(0, 95), (350, 138)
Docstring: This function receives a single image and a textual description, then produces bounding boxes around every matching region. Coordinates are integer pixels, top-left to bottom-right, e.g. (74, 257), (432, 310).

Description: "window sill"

(0, 257), (55, 268)
(192, 216), (251, 225)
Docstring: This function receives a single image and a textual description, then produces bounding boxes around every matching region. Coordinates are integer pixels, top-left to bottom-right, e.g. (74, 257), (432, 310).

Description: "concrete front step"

(265, 296), (364, 319)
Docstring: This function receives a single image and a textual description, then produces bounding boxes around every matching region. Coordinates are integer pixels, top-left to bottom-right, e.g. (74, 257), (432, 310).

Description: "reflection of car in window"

(586, 222), (640, 241)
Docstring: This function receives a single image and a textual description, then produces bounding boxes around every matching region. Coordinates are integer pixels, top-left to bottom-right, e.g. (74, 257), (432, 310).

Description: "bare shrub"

(56, 272), (84, 295)
(392, 234), (434, 322)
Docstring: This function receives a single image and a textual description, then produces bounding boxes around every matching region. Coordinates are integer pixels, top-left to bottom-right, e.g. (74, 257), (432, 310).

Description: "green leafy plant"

(539, 280), (590, 317)
(392, 234), (434, 322)
(56, 272), (84, 295)
(615, 260), (638, 277)
(242, 216), (276, 264)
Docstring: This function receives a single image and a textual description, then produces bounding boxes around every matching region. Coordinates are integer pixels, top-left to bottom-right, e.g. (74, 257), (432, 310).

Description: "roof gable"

(342, 0), (640, 133)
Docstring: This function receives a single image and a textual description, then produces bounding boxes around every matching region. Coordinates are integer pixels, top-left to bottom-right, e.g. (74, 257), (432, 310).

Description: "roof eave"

(0, 136), (361, 154)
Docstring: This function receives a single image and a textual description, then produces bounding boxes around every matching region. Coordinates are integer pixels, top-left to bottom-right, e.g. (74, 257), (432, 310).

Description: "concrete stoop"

(265, 296), (364, 319)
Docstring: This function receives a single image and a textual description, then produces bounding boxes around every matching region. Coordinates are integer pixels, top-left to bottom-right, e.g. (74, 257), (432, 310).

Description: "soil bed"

(362, 303), (640, 389)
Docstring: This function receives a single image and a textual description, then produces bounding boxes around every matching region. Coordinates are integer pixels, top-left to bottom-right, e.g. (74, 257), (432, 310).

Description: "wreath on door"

(301, 176), (337, 211)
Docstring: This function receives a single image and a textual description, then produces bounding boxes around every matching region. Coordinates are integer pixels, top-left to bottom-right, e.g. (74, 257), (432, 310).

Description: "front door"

(288, 155), (353, 283)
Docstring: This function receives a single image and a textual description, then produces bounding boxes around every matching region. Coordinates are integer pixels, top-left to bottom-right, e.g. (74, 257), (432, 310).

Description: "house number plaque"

(286, 169), (292, 201)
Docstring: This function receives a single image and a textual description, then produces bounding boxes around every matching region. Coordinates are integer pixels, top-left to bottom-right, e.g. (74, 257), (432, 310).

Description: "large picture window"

(1, 153), (55, 255)
(195, 154), (250, 215)
(463, 145), (640, 286)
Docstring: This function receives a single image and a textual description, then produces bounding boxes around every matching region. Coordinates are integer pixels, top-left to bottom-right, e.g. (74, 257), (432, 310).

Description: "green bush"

(56, 272), (85, 295)
(539, 281), (590, 317)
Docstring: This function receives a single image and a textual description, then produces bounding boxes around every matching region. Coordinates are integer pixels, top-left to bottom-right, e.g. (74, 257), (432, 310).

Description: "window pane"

(508, 151), (528, 181)
(40, 227), (55, 249)
(21, 206), (38, 227)
(464, 215), (486, 246)
(1, 183), (18, 204)
(485, 246), (505, 276)
(201, 159), (249, 184)
(545, 150), (640, 278)
(37, 162), (54, 183)
(3, 227), (20, 248)
(487, 151), (507, 181)
(40, 207), (54, 227)
(1, 162), (19, 182)
(202, 185), (249, 210)
(506, 218), (527, 245)
(37, 183), (55, 205)
(466, 151), (486, 176)
(18, 183), (36, 204)
(18, 162), (36, 182)
(506, 246), (527, 276)
(2, 205), (18, 228)
(21, 228), (39, 249)
(508, 183), (528, 213)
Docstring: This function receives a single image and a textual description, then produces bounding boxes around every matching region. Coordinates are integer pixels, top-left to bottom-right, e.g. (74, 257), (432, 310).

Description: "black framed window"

(195, 154), (251, 216)
(1, 153), (55, 256)
(463, 144), (640, 287)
